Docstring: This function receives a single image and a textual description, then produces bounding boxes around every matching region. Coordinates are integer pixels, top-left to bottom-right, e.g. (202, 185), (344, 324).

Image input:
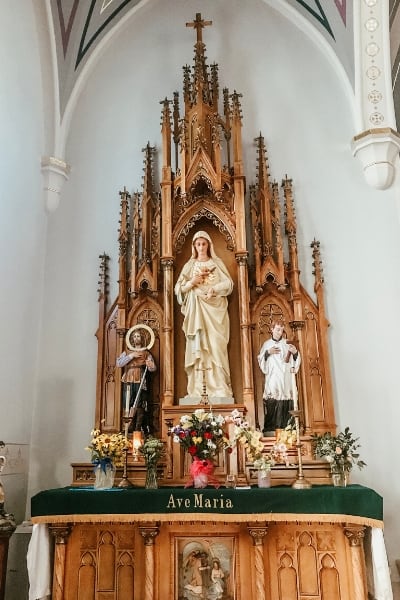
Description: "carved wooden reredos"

(95, 13), (336, 439)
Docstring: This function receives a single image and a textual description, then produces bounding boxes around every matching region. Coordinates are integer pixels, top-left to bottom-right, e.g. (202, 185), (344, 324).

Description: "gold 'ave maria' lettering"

(166, 493), (234, 510)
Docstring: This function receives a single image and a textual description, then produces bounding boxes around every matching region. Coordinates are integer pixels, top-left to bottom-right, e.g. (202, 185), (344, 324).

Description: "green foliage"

(312, 427), (367, 472)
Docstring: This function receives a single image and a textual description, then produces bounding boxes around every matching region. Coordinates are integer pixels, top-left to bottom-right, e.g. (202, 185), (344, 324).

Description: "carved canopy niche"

(94, 13), (336, 441)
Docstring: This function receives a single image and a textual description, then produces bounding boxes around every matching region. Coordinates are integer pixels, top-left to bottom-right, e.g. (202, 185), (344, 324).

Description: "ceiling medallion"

(365, 17), (379, 32)
(366, 65), (381, 79)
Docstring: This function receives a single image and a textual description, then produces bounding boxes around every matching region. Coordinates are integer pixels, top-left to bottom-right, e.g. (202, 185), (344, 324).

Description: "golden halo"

(125, 324), (155, 351)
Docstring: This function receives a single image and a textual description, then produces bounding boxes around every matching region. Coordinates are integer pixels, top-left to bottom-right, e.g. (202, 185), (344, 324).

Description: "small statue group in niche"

(175, 230), (234, 401)
(116, 325), (156, 434)
(258, 321), (301, 435)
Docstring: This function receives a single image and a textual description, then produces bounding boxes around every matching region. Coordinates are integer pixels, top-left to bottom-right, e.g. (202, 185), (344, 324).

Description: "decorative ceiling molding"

(56, 0), (79, 56)
(352, 0), (399, 189)
(101, 0), (116, 13)
(75, 0), (133, 69)
(294, 0), (334, 39)
(334, 0), (347, 26)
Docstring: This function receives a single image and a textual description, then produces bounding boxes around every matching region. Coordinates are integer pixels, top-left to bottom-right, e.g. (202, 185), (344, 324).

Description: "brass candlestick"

(290, 409), (312, 489)
(197, 366), (211, 405)
(118, 418), (134, 488)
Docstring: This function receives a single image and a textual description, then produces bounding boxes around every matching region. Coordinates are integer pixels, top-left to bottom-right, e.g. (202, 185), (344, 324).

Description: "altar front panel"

(31, 485), (382, 600)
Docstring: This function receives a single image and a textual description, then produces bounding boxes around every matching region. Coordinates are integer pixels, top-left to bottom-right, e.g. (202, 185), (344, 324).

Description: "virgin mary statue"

(175, 231), (234, 401)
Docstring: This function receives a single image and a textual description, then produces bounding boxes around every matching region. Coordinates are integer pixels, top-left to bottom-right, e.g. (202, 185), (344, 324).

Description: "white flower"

(193, 409), (207, 421)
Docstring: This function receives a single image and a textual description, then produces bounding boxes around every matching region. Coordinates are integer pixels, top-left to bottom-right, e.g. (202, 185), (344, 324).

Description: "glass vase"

(257, 469), (271, 488)
(331, 466), (348, 487)
(145, 464), (158, 489)
(93, 460), (116, 489)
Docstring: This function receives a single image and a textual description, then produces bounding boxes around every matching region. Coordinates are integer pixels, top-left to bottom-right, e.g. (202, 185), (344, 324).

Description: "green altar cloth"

(31, 484), (383, 527)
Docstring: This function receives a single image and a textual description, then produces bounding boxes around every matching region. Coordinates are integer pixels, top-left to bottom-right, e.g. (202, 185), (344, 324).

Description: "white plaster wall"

(29, 0), (400, 578)
(0, 1), (47, 523)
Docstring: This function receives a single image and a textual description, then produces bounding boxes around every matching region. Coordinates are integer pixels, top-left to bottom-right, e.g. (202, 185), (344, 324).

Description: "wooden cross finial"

(186, 13), (212, 43)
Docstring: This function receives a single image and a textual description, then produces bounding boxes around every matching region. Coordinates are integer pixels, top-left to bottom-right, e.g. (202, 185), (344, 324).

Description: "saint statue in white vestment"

(257, 322), (301, 433)
(175, 231), (233, 401)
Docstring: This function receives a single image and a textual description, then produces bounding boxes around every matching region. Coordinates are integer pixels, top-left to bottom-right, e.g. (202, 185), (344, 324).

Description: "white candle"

(125, 385), (131, 416)
(291, 369), (298, 410)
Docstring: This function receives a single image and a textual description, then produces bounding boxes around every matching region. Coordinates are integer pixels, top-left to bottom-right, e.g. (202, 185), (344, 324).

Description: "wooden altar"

(31, 485), (383, 600)
(90, 12), (336, 487)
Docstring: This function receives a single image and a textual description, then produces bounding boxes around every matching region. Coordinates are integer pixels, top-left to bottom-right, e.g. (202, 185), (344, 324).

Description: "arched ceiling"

(50, 0), (355, 118)
(41, 0), (400, 194)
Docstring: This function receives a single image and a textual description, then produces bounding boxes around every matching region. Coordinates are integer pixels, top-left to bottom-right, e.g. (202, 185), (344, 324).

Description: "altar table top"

(31, 484), (383, 528)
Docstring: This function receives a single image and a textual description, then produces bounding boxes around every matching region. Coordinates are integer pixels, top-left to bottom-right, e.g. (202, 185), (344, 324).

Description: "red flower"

(188, 446), (197, 455)
(204, 432), (212, 439)
(190, 430), (197, 437)
(179, 432), (186, 439)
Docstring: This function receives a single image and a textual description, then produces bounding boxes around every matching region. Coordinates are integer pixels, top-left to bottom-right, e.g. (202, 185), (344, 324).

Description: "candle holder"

(132, 431), (143, 462)
(118, 417), (134, 488)
(289, 409), (312, 489)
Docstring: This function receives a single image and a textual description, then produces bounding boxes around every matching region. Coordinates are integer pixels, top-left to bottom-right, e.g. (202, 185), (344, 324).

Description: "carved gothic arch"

(173, 206), (236, 255)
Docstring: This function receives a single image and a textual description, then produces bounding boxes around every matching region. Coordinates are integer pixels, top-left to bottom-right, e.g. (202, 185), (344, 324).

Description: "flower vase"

(188, 457), (217, 489)
(257, 469), (271, 488)
(331, 467), (348, 487)
(93, 460), (116, 489)
(145, 463), (158, 489)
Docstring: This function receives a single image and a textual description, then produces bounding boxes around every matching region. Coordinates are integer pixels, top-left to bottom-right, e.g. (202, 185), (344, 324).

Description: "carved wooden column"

(344, 524), (368, 599)
(49, 524), (72, 600)
(161, 259), (174, 407)
(139, 522), (160, 600)
(247, 522), (268, 600)
(236, 254), (254, 410)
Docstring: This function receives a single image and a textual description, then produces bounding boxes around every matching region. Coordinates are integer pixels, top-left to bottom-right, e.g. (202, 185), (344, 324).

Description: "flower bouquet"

(272, 422), (297, 466)
(86, 429), (130, 466)
(171, 409), (231, 488)
(312, 427), (366, 486)
(229, 410), (275, 485)
(86, 429), (131, 489)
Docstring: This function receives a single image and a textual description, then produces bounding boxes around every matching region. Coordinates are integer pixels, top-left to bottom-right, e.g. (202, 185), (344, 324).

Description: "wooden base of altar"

(31, 485), (383, 600)
(47, 518), (368, 600)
